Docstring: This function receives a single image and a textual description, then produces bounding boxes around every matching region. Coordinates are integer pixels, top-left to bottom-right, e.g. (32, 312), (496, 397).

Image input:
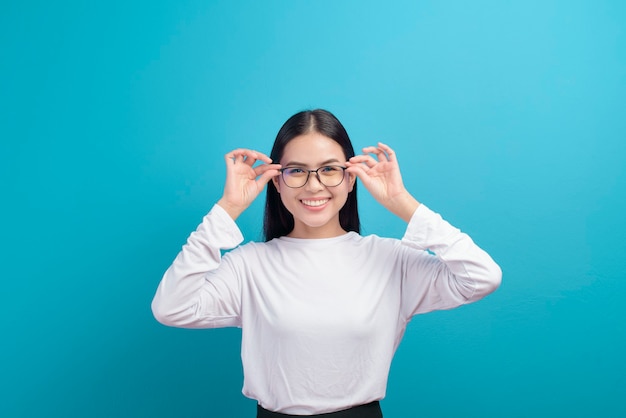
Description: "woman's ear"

(272, 176), (280, 193)
(348, 171), (356, 192)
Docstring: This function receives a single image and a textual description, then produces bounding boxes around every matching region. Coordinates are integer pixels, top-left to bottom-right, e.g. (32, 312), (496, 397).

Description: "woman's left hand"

(346, 142), (420, 222)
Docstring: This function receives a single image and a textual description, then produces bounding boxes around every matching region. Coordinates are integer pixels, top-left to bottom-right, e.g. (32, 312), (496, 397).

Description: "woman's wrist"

(387, 192), (420, 223)
(216, 198), (245, 221)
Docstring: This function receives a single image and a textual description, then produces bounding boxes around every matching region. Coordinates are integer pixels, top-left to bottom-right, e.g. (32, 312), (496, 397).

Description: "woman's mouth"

(301, 199), (329, 207)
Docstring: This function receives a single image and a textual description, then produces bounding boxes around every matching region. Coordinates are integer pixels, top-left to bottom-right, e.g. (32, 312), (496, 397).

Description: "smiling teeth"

(302, 199), (329, 207)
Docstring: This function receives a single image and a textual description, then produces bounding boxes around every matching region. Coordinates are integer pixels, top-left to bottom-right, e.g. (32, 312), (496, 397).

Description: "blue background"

(2, 1), (624, 417)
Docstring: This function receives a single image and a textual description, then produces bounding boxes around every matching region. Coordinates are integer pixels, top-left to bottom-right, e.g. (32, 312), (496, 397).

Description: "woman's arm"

(152, 149), (280, 328)
(151, 204), (244, 328)
(399, 204), (502, 317)
(346, 143), (501, 316)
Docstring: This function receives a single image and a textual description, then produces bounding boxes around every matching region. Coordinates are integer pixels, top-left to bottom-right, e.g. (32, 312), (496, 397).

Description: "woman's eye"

(286, 168), (305, 175)
(321, 166), (339, 173)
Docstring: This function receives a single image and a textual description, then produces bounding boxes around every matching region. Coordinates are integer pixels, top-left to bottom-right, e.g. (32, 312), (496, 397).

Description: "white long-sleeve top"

(152, 203), (501, 415)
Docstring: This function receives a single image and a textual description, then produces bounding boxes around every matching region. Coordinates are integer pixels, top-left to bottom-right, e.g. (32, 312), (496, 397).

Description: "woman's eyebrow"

(283, 158), (342, 167)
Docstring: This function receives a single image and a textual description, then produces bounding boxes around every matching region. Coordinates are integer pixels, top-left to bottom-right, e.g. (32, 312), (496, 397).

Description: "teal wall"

(2, 1), (624, 417)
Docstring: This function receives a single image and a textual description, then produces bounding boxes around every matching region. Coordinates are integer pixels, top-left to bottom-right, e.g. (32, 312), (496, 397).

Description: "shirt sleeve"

(151, 204), (245, 328)
(399, 204), (502, 319)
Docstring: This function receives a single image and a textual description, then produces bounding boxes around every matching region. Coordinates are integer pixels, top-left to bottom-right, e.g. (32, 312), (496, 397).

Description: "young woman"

(152, 109), (501, 417)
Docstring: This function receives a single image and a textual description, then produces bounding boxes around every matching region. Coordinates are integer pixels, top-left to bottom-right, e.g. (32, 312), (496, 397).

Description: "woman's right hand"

(217, 149), (281, 220)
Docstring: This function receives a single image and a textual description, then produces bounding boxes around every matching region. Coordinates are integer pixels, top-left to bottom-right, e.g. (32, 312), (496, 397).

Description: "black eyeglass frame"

(278, 165), (348, 188)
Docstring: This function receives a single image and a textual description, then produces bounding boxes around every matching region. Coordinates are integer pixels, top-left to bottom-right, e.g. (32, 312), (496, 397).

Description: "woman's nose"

(305, 171), (325, 191)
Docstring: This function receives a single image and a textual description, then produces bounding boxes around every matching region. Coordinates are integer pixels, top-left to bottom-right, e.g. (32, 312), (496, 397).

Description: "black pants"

(257, 401), (382, 418)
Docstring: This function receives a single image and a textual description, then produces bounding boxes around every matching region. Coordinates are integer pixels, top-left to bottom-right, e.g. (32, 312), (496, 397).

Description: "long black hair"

(263, 109), (360, 241)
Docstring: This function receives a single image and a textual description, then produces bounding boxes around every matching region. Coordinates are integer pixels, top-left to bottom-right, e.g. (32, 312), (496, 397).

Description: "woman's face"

(273, 132), (356, 238)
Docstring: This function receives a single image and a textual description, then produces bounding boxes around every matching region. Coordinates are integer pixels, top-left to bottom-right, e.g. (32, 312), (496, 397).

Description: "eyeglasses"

(279, 165), (347, 188)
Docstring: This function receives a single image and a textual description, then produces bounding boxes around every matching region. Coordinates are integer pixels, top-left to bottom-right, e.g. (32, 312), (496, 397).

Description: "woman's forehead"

(281, 133), (346, 165)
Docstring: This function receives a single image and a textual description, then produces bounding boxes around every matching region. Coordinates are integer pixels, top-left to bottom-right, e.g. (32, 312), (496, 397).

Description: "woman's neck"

(287, 220), (347, 239)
